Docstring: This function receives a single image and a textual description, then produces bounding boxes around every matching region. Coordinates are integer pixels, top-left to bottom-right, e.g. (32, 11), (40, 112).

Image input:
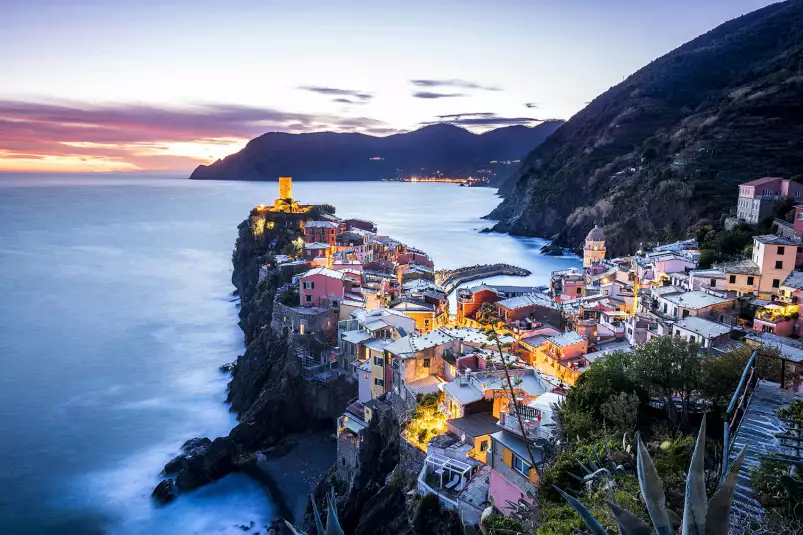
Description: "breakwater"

(436, 263), (531, 294)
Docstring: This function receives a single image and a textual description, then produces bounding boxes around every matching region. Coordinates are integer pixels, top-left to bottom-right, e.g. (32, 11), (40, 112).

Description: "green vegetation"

(558, 418), (747, 535)
(404, 392), (447, 451)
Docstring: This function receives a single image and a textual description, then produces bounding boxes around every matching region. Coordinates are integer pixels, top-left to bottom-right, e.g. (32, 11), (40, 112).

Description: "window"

(424, 319), (430, 327)
(663, 303), (668, 313)
(682, 309), (690, 318)
(512, 455), (531, 476)
(423, 358), (431, 368)
(374, 356), (384, 367)
(689, 335), (696, 343)
(710, 278), (717, 288)
(305, 295), (312, 303)
(729, 275), (736, 284)
(798, 213), (803, 220)
(778, 246), (785, 255)
(374, 378), (384, 387)
(773, 279), (781, 288)
(675, 330), (681, 336)
(747, 276), (755, 285)
(797, 191), (801, 198)
(576, 287), (582, 295)
(480, 440), (489, 452)
(303, 281), (315, 289)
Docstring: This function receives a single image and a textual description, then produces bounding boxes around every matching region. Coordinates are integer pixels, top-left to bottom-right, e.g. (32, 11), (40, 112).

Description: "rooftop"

(754, 234), (799, 246)
(304, 220), (339, 229)
(661, 290), (732, 310)
(674, 316), (732, 339)
(448, 413), (500, 438)
(304, 242), (330, 250)
(341, 331), (373, 344)
(746, 331), (803, 362)
(442, 380), (484, 406)
(490, 430), (543, 465)
(740, 176), (784, 187)
(301, 266), (346, 280)
(714, 258), (760, 275)
(496, 292), (559, 311)
(547, 331), (586, 348)
(406, 375), (445, 396)
(783, 271), (803, 290)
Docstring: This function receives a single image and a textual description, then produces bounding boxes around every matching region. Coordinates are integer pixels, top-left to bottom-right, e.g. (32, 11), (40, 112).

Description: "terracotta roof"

(740, 176), (784, 187)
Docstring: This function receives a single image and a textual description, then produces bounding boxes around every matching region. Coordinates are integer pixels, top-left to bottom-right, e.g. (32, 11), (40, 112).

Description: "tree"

(601, 392), (640, 434)
(632, 336), (701, 429)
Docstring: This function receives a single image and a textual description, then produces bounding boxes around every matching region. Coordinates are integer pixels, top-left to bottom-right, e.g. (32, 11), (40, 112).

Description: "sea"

(0, 174), (581, 535)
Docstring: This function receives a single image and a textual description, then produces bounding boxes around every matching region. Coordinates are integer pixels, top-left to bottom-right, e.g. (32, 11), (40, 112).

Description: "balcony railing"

(498, 403), (541, 438)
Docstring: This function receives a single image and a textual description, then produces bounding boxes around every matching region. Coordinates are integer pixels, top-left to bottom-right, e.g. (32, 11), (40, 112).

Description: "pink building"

(737, 177), (803, 225)
(299, 267), (348, 306)
(752, 235), (797, 297)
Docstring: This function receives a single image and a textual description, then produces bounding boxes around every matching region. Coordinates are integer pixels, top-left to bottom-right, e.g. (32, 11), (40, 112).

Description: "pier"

(436, 263), (531, 294)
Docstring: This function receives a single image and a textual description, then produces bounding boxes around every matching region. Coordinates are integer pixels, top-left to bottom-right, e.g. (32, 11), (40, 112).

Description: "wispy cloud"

(0, 100), (388, 172)
(525, 102), (539, 109)
(412, 92), (466, 99)
(298, 86), (373, 102)
(332, 97), (368, 105)
(410, 79), (500, 91)
(422, 112), (541, 128)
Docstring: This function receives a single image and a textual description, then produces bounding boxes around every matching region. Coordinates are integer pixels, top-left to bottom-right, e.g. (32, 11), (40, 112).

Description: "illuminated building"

(583, 225), (606, 267)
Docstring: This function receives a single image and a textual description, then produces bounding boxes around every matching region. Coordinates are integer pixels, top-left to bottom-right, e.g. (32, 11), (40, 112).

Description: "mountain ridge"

(189, 121), (564, 181)
(488, 0), (803, 255)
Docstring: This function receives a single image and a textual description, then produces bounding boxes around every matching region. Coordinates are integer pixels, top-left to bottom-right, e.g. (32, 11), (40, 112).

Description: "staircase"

(728, 380), (800, 517)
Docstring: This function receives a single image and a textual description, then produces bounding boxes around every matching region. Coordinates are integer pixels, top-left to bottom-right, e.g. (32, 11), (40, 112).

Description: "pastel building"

(737, 177), (803, 225)
(299, 267), (351, 306)
(752, 235), (797, 297)
(304, 221), (340, 245)
(583, 226), (606, 267)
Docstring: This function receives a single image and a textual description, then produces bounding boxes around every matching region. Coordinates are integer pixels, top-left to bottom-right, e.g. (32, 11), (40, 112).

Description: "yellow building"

(583, 226), (606, 267)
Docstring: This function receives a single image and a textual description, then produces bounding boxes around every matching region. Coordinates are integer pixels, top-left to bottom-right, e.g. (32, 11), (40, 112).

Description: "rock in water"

(152, 478), (177, 504)
(163, 436), (212, 475)
(540, 243), (563, 256)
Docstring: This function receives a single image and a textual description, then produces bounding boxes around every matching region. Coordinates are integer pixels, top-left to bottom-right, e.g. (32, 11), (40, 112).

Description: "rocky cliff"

(190, 122), (563, 182)
(488, 0), (803, 256)
(154, 208), (355, 501)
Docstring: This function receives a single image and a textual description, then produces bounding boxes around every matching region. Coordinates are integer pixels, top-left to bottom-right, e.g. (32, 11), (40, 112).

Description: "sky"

(0, 0), (779, 173)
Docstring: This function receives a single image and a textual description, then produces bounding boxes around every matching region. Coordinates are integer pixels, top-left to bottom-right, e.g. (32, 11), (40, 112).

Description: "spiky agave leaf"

(683, 416), (708, 535)
(635, 432), (674, 535)
(326, 488), (344, 535)
(706, 444), (747, 535)
(311, 493), (325, 535)
(284, 519), (308, 535)
(553, 486), (608, 535)
(607, 502), (652, 535)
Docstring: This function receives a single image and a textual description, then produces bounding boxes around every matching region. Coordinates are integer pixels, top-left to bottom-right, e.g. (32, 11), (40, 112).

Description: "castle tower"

(279, 176), (293, 201)
(583, 225), (606, 267)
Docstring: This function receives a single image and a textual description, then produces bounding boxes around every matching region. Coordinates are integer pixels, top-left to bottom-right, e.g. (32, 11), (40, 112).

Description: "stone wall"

(336, 436), (360, 483)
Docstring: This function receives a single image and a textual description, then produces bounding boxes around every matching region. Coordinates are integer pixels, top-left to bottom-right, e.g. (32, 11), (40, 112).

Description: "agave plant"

(285, 488), (345, 535)
(556, 416), (748, 535)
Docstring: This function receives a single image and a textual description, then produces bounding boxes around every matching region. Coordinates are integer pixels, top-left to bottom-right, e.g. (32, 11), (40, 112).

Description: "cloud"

(412, 92), (466, 99)
(298, 86), (373, 101)
(525, 102), (539, 109)
(436, 112), (497, 120)
(332, 97), (367, 105)
(410, 79), (500, 91)
(421, 112), (542, 128)
(0, 100), (388, 172)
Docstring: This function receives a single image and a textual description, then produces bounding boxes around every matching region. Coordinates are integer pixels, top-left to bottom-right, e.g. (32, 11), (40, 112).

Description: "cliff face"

(190, 121), (563, 181)
(489, 0), (803, 256)
(157, 209), (355, 496)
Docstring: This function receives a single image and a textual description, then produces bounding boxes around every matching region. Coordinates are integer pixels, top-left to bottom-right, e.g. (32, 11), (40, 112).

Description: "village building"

(672, 316), (733, 348)
(488, 429), (542, 515)
(583, 226), (606, 267)
(303, 220), (341, 245)
(752, 235), (797, 297)
(736, 177), (803, 225)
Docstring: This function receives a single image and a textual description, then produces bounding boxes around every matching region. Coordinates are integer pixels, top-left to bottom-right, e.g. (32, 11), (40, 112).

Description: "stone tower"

(279, 176), (293, 201)
(583, 225), (606, 267)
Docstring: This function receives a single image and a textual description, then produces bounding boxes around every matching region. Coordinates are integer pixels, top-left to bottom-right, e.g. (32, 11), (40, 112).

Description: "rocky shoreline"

(152, 207), (354, 515)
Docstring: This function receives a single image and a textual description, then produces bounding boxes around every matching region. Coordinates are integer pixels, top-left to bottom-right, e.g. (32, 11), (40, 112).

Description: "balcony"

(498, 403), (541, 439)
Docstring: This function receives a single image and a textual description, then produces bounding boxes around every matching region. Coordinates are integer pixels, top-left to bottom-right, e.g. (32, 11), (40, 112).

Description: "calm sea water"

(0, 175), (580, 535)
